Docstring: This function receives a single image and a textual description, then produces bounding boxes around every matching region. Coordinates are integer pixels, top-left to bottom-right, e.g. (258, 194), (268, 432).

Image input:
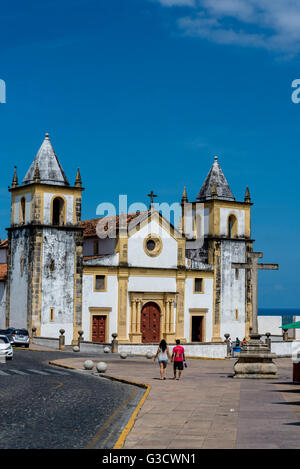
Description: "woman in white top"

(154, 339), (171, 380)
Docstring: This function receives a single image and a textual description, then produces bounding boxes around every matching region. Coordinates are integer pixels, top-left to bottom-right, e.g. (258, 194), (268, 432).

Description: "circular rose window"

(144, 235), (163, 257)
(146, 239), (156, 251)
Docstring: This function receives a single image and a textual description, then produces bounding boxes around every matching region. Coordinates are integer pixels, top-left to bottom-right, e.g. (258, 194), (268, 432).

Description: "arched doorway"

(141, 302), (160, 343)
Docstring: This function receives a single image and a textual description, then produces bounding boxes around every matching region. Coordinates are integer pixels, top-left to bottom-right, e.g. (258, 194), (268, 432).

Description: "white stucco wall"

(184, 277), (214, 342)
(9, 231), (29, 328)
(219, 208), (245, 237)
(40, 229), (76, 344)
(82, 273), (118, 342)
(118, 343), (227, 358)
(220, 240), (246, 341)
(43, 192), (74, 225)
(128, 219), (178, 268)
(128, 276), (176, 292)
(258, 316), (282, 336)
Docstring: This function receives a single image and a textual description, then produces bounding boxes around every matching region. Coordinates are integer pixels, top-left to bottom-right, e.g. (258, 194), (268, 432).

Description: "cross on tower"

(147, 191), (157, 208)
(232, 252), (278, 336)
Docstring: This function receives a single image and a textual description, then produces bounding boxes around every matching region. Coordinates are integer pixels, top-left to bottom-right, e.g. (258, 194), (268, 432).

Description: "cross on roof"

(147, 191), (157, 208)
(232, 252), (278, 336)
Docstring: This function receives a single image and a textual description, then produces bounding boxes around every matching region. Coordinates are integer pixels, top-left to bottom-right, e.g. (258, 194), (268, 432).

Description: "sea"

(258, 308), (300, 326)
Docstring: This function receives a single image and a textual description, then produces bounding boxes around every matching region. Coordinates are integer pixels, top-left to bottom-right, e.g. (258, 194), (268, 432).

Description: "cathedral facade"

(0, 134), (254, 345)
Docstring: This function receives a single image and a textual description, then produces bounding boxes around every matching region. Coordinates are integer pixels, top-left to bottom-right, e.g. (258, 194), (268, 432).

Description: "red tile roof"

(0, 239), (8, 249)
(81, 212), (147, 238)
(0, 264), (7, 281)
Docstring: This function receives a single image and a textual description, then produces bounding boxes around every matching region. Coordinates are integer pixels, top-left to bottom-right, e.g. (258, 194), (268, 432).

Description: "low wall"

(271, 341), (294, 357)
(33, 337), (59, 349)
(33, 337), (227, 358)
(119, 343), (227, 359)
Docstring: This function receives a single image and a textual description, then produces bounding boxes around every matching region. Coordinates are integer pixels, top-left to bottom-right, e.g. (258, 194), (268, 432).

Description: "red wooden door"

(92, 315), (106, 342)
(141, 302), (160, 343)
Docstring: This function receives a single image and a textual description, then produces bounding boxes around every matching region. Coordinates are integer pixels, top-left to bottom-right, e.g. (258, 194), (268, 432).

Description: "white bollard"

(96, 362), (107, 373)
(83, 360), (94, 370)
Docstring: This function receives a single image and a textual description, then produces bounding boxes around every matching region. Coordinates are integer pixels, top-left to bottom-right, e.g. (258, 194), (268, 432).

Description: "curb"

(48, 361), (78, 370)
(48, 360), (151, 449)
(111, 380), (151, 449)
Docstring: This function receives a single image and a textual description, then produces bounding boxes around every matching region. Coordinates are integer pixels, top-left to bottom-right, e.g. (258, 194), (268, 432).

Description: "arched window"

(20, 197), (26, 224)
(52, 197), (65, 226)
(228, 215), (238, 238)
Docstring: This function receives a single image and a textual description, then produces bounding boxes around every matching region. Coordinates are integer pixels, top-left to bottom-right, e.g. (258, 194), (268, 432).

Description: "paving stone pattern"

(52, 356), (300, 449)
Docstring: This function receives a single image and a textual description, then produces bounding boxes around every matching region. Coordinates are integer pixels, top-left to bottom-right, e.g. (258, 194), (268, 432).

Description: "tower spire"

(12, 166), (18, 188)
(244, 186), (251, 203)
(181, 187), (188, 204)
(75, 168), (82, 188)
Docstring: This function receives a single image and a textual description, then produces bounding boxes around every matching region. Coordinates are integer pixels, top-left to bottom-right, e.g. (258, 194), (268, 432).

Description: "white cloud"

(157, 0), (196, 6)
(155, 0), (300, 55)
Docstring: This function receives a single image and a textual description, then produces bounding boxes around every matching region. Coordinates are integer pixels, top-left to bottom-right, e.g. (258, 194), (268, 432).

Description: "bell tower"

(181, 156), (253, 342)
(6, 133), (84, 345)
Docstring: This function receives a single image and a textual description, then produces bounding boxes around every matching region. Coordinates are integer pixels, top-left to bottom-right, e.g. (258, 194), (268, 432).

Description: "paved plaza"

(51, 353), (300, 449)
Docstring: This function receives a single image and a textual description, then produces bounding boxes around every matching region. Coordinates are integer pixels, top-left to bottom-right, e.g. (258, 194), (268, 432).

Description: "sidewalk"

(51, 355), (300, 449)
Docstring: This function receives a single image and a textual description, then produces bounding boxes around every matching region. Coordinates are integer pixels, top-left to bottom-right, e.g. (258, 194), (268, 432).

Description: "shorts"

(173, 361), (184, 371)
(158, 359), (168, 365)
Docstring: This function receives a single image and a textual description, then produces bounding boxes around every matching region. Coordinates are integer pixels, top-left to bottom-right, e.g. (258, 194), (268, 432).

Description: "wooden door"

(141, 302), (160, 343)
(92, 315), (106, 342)
(192, 316), (203, 342)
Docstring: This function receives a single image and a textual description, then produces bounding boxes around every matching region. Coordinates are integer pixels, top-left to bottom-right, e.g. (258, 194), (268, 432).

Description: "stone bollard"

(283, 329), (288, 342)
(111, 333), (118, 354)
(224, 333), (231, 357)
(96, 362), (107, 373)
(265, 332), (271, 350)
(84, 360), (94, 370)
(31, 327), (37, 344)
(77, 330), (84, 349)
(59, 329), (65, 350)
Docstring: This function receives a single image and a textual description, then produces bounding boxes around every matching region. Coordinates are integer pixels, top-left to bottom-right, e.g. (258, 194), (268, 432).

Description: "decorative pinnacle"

(12, 166), (18, 188)
(244, 186), (251, 203)
(33, 163), (40, 183)
(181, 187), (188, 204)
(214, 155), (218, 161)
(75, 168), (82, 187)
(45, 132), (50, 138)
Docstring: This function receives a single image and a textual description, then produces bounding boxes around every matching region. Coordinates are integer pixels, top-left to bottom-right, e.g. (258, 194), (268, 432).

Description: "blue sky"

(0, 0), (299, 308)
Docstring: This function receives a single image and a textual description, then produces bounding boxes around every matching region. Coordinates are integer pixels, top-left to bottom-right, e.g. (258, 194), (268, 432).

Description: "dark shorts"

(173, 361), (184, 371)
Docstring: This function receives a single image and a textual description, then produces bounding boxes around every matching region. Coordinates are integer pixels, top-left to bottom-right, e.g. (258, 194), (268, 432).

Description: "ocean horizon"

(258, 308), (300, 316)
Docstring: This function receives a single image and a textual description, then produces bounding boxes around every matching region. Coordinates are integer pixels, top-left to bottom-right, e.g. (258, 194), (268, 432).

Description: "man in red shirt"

(171, 339), (186, 380)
